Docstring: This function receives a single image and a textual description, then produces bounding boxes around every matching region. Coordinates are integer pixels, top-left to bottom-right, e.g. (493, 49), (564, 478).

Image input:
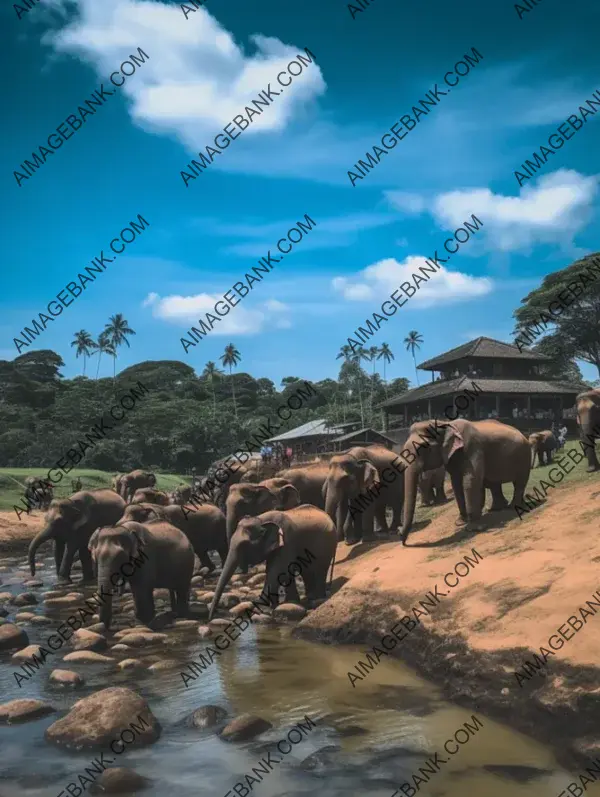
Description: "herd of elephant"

(23, 391), (600, 631)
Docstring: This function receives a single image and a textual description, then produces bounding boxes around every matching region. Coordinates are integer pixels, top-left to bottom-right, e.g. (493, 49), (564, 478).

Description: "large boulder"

(220, 713), (272, 742)
(112, 632), (168, 648)
(90, 767), (150, 794)
(10, 592), (38, 607)
(0, 699), (55, 724)
(187, 705), (228, 729)
(273, 603), (307, 622)
(63, 651), (114, 665)
(12, 644), (46, 662)
(45, 687), (161, 750)
(0, 623), (29, 652)
(49, 669), (85, 688)
(71, 629), (108, 652)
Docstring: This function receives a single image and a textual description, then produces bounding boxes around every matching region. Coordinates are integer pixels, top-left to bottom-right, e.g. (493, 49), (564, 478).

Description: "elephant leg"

(582, 437), (600, 472)
(263, 559), (284, 609)
(133, 586), (155, 625)
(284, 576), (301, 604)
(79, 545), (95, 582)
(448, 468), (468, 525)
(216, 541), (228, 568)
(58, 541), (78, 582)
(510, 477), (529, 508)
(374, 503), (388, 533)
(489, 483), (508, 511)
(196, 548), (216, 572)
(361, 506), (377, 542)
(54, 539), (65, 575)
(464, 470), (484, 527)
(172, 587), (189, 617)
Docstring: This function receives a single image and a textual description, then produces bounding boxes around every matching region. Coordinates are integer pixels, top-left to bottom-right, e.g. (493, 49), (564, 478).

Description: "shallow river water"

(0, 550), (579, 797)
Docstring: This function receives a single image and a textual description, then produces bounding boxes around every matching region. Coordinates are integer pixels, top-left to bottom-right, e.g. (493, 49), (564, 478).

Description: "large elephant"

(170, 483), (193, 505)
(210, 460), (262, 512)
(529, 430), (557, 467)
(323, 445), (404, 545)
(28, 489), (126, 581)
(400, 419), (530, 544)
(24, 477), (53, 511)
(130, 488), (170, 506)
(121, 502), (228, 572)
(419, 466), (447, 506)
(120, 469), (156, 502)
(225, 480), (300, 543)
(88, 519), (194, 630)
(275, 463), (329, 509)
(576, 389), (600, 471)
(208, 505), (337, 619)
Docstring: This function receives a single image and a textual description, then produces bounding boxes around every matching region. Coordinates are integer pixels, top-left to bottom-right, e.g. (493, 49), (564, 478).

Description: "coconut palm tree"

(70, 330), (97, 376)
(103, 314), (136, 380)
(202, 361), (223, 417)
(377, 343), (395, 394)
(363, 345), (380, 424)
(336, 344), (365, 427)
(95, 331), (116, 380)
(220, 344), (241, 419)
(404, 330), (423, 386)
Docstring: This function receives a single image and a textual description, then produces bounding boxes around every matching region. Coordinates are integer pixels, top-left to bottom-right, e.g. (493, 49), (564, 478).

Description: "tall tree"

(337, 344), (366, 426)
(513, 252), (600, 377)
(404, 330), (423, 386)
(378, 342), (395, 394)
(103, 314), (136, 380)
(363, 345), (380, 424)
(220, 343), (241, 419)
(95, 332), (116, 379)
(202, 360), (223, 417)
(70, 330), (97, 376)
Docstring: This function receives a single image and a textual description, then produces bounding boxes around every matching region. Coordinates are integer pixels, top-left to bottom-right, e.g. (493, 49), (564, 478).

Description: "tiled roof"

(379, 376), (586, 408)
(418, 336), (550, 370)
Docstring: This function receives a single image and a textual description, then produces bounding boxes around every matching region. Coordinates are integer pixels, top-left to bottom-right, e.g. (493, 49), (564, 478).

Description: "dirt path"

(0, 510), (44, 554)
(296, 480), (600, 771)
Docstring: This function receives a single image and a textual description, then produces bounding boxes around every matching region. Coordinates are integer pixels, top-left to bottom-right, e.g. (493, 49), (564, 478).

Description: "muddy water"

(0, 551), (579, 797)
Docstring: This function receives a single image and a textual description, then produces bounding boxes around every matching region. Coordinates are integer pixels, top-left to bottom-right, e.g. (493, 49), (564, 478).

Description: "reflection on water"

(0, 552), (579, 797)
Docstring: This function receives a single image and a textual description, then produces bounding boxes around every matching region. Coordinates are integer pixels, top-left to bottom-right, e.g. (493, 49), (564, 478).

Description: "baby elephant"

(121, 502), (227, 573)
(529, 431), (557, 467)
(419, 466), (447, 507)
(131, 488), (170, 506)
(88, 520), (194, 630)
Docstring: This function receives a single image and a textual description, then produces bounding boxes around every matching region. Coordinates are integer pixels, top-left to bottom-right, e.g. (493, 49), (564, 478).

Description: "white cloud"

(142, 292), (290, 334)
(331, 256), (493, 308)
(43, 0), (326, 155)
(384, 192), (426, 214)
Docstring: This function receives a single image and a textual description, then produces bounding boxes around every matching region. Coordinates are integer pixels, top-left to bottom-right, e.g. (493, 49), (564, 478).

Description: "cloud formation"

(332, 256), (493, 308)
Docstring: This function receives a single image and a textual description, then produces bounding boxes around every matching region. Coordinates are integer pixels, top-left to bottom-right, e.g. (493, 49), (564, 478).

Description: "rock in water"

(220, 713), (272, 742)
(273, 603), (307, 621)
(188, 705), (228, 729)
(63, 651), (114, 665)
(91, 767), (150, 794)
(49, 669), (85, 688)
(71, 629), (108, 652)
(0, 623), (29, 652)
(0, 699), (55, 724)
(45, 687), (160, 750)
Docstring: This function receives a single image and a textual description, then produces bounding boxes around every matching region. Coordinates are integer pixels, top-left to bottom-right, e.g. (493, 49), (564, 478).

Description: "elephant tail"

(28, 525), (54, 576)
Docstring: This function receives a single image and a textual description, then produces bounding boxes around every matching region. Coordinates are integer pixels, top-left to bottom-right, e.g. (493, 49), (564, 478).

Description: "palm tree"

(377, 343), (395, 394)
(336, 345), (365, 427)
(404, 330), (423, 386)
(202, 361), (223, 417)
(95, 331), (116, 379)
(363, 345), (380, 424)
(70, 330), (97, 376)
(103, 314), (136, 380)
(220, 344), (241, 419)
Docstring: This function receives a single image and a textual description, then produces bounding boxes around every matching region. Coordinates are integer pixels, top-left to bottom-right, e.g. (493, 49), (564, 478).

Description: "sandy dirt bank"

(295, 480), (600, 772)
(0, 510), (44, 554)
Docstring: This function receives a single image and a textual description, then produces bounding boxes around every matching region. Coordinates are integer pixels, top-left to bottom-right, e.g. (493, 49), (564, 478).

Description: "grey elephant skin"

(419, 466), (447, 506)
(528, 430), (557, 467)
(576, 388), (600, 471)
(119, 469), (156, 502)
(89, 519), (194, 629)
(225, 480), (300, 543)
(323, 445), (404, 544)
(276, 463), (329, 509)
(209, 504), (337, 619)
(400, 419), (530, 543)
(121, 502), (228, 572)
(28, 489), (126, 581)
(130, 488), (170, 506)
(211, 461), (261, 512)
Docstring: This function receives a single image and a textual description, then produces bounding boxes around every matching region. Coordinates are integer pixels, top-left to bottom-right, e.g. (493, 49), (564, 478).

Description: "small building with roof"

(265, 418), (360, 457)
(379, 336), (585, 438)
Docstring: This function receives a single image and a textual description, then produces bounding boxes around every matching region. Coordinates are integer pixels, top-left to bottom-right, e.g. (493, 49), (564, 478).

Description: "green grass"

(0, 468), (191, 512)
(528, 440), (596, 490)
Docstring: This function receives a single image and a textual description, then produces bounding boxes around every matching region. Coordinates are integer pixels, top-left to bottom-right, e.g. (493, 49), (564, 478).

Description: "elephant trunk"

(97, 561), (114, 629)
(208, 546), (239, 620)
(28, 526), (54, 576)
(401, 463), (421, 543)
(325, 486), (346, 540)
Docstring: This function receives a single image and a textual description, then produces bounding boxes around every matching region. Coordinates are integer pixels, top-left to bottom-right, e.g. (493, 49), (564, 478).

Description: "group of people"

(260, 443), (293, 467)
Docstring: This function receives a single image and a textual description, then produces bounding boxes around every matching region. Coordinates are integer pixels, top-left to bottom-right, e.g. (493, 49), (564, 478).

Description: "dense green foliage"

(0, 349), (410, 472)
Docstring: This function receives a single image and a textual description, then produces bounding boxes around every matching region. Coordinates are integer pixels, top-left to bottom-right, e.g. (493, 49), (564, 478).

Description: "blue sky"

(3, 0), (599, 385)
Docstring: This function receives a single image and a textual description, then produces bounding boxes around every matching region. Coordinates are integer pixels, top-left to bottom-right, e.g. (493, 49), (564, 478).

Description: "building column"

(382, 409), (388, 432)
(427, 399), (432, 417)
(495, 395), (500, 416)
(404, 405), (408, 426)
(527, 395), (531, 418)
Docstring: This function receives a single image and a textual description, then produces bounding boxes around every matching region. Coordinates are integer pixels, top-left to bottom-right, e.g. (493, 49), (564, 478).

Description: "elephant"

(400, 419), (531, 544)
(323, 445), (404, 545)
(275, 463), (329, 509)
(210, 460), (262, 512)
(208, 504), (337, 619)
(576, 389), (600, 471)
(528, 430), (557, 467)
(120, 502), (228, 572)
(120, 469), (156, 502)
(112, 474), (124, 495)
(24, 477), (53, 511)
(225, 480), (300, 543)
(170, 483), (193, 505)
(28, 489), (126, 581)
(130, 488), (170, 506)
(88, 519), (194, 630)
(419, 466), (447, 506)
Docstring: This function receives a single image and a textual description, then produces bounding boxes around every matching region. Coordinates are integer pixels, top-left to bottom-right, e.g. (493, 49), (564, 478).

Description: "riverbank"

(295, 473), (600, 773)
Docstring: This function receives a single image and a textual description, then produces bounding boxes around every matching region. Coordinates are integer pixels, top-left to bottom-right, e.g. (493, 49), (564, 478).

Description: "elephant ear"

(259, 521), (285, 556)
(88, 528), (102, 560)
(357, 459), (379, 490)
(441, 424), (464, 464)
(279, 484), (300, 509)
